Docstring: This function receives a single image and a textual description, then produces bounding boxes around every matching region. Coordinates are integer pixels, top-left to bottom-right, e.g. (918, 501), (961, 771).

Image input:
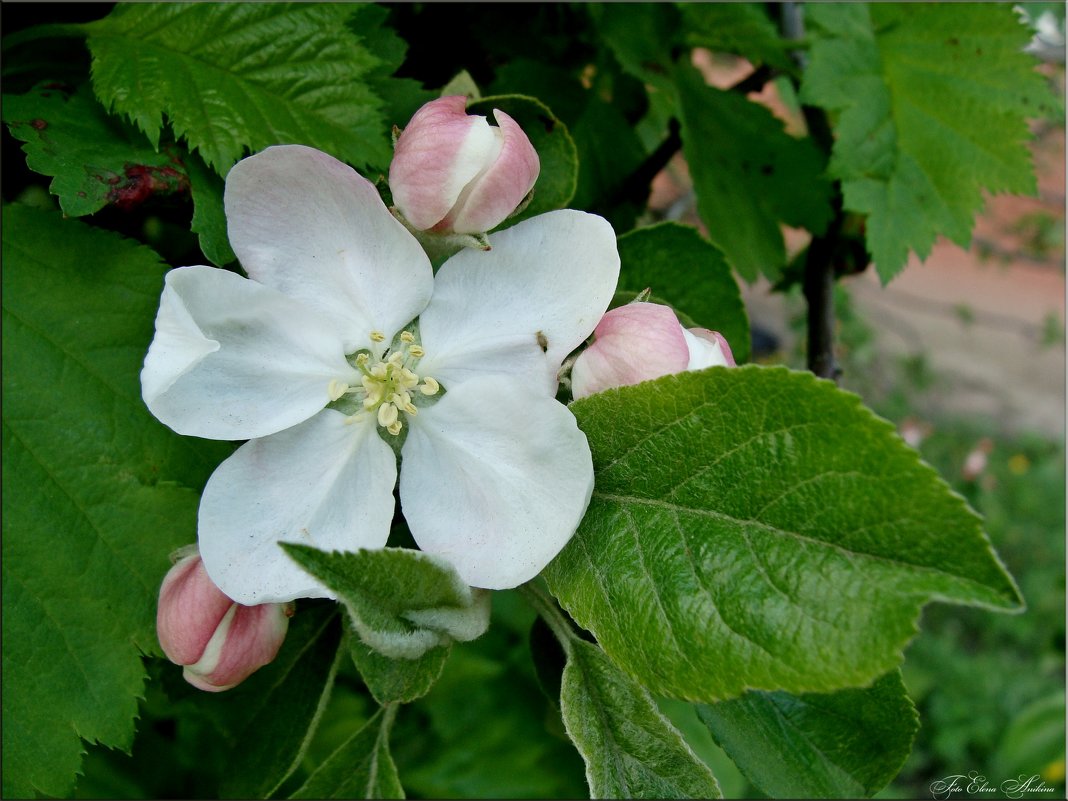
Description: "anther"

(327, 379), (349, 402)
(370, 331), (386, 343)
(400, 331), (415, 344)
(387, 420), (403, 436)
(419, 376), (440, 395)
(378, 403), (399, 428)
(409, 345), (425, 358)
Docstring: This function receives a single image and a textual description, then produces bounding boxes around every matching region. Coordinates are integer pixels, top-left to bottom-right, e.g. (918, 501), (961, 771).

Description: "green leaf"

(206, 604), (344, 799)
(347, 4), (435, 128)
(290, 705), (404, 800)
(675, 64), (833, 282)
(800, 3), (1046, 282)
(570, 96), (646, 231)
(2, 83), (188, 216)
(1, 204), (228, 797)
(616, 223), (751, 364)
(349, 637), (450, 706)
(591, 4), (681, 92)
(562, 638), (722, 799)
(282, 545), (490, 660)
(545, 366), (1021, 702)
(87, 3), (390, 173)
(466, 94), (578, 228)
(184, 150), (235, 267)
(697, 670), (918, 798)
(678, 3), (793, 70)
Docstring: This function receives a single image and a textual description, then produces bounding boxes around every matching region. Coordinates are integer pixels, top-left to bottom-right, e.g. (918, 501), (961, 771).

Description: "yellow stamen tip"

(370, 330), (386, 343)
(420, 377), (440, 395)
(387, 420), (403, 436)
(409, 345), (425, 358)
(400, 331), (415, 343)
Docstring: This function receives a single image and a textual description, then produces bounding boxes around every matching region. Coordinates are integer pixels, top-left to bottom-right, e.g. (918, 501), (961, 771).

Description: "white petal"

(141, 266), (356, 441)
(417, 210), (620, 395)
(225, 145), (433, 351)
(683, 328), (733, 370)
(198, 410), (397, 604)
(400, 376), (594, 589)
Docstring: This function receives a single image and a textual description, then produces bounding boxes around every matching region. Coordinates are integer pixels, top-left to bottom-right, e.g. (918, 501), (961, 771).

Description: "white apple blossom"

(141, 145), (619, 604)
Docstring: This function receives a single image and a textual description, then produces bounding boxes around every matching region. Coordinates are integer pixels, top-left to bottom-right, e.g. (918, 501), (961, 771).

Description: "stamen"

(378, 402), (399, 428)
(387, 420), (403, 436)
(400, 331), (415, 344)
(387, 351), (405, 367)
(343, 413), (363, 425)
(370, 331), (386, 343)
(327, 379), (349, 402)
(420, 376), (440, 396)
(355, 353), (370, 366)
(409, 345), (425, 358)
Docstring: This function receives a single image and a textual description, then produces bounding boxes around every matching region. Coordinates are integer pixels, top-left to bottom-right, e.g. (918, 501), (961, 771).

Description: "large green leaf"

(616, 223), (750, 364)
(3, 84), (187, 216)
(1, 204), (228, 797)
(545, 366), (1021, 702)
(290, 705), (404, 800)
(466, 94), (578, 228)
(675, 65), (833, 282)
(87, 3), (390, 173)
(562, 638), (722, 799)
(282, 545), (490, 661)
(801, 3), (1046, 282)
(697, 670), (918, 798)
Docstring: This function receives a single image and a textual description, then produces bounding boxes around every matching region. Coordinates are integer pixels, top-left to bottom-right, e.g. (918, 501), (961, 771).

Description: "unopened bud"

(157, 552), (292, 692)
(571, 302), (736, 399)
(389, 96), (540, 235)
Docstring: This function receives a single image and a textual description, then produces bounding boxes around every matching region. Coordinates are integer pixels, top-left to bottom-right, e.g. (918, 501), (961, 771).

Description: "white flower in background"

(571, 301), (735, 399)
(142, 145), (619, 603)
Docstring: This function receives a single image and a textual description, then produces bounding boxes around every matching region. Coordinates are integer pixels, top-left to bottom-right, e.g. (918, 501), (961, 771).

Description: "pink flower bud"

(157, 553), (292, 692)
(389, 96), (540, 235)
(571, 302), (735, 399)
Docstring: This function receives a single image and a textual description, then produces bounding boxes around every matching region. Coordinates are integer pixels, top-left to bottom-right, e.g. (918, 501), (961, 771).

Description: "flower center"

(327, 330), (440, 436)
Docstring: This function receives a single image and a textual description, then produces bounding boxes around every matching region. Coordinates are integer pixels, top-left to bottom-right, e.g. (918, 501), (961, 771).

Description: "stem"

(783, 3), (846, 381)
(803, 224), (841, 380)
(517, 580), (576, 655)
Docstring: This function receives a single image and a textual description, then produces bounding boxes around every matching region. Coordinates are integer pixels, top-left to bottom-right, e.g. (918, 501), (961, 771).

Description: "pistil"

(330, 330), (440, 435)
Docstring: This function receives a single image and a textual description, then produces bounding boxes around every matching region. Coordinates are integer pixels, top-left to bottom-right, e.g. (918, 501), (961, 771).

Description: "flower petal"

(198, 410), (397, 604)
(571, 302), (691, 399)
(142, 265), (356, 440)
(446, 109), (540, 234)
(400, 375), (594, 589)
(684, 328), (736, 369)
(225, 145), (433, 351)
(417, 210), (620, 395)
(389, 96), (498, 230)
